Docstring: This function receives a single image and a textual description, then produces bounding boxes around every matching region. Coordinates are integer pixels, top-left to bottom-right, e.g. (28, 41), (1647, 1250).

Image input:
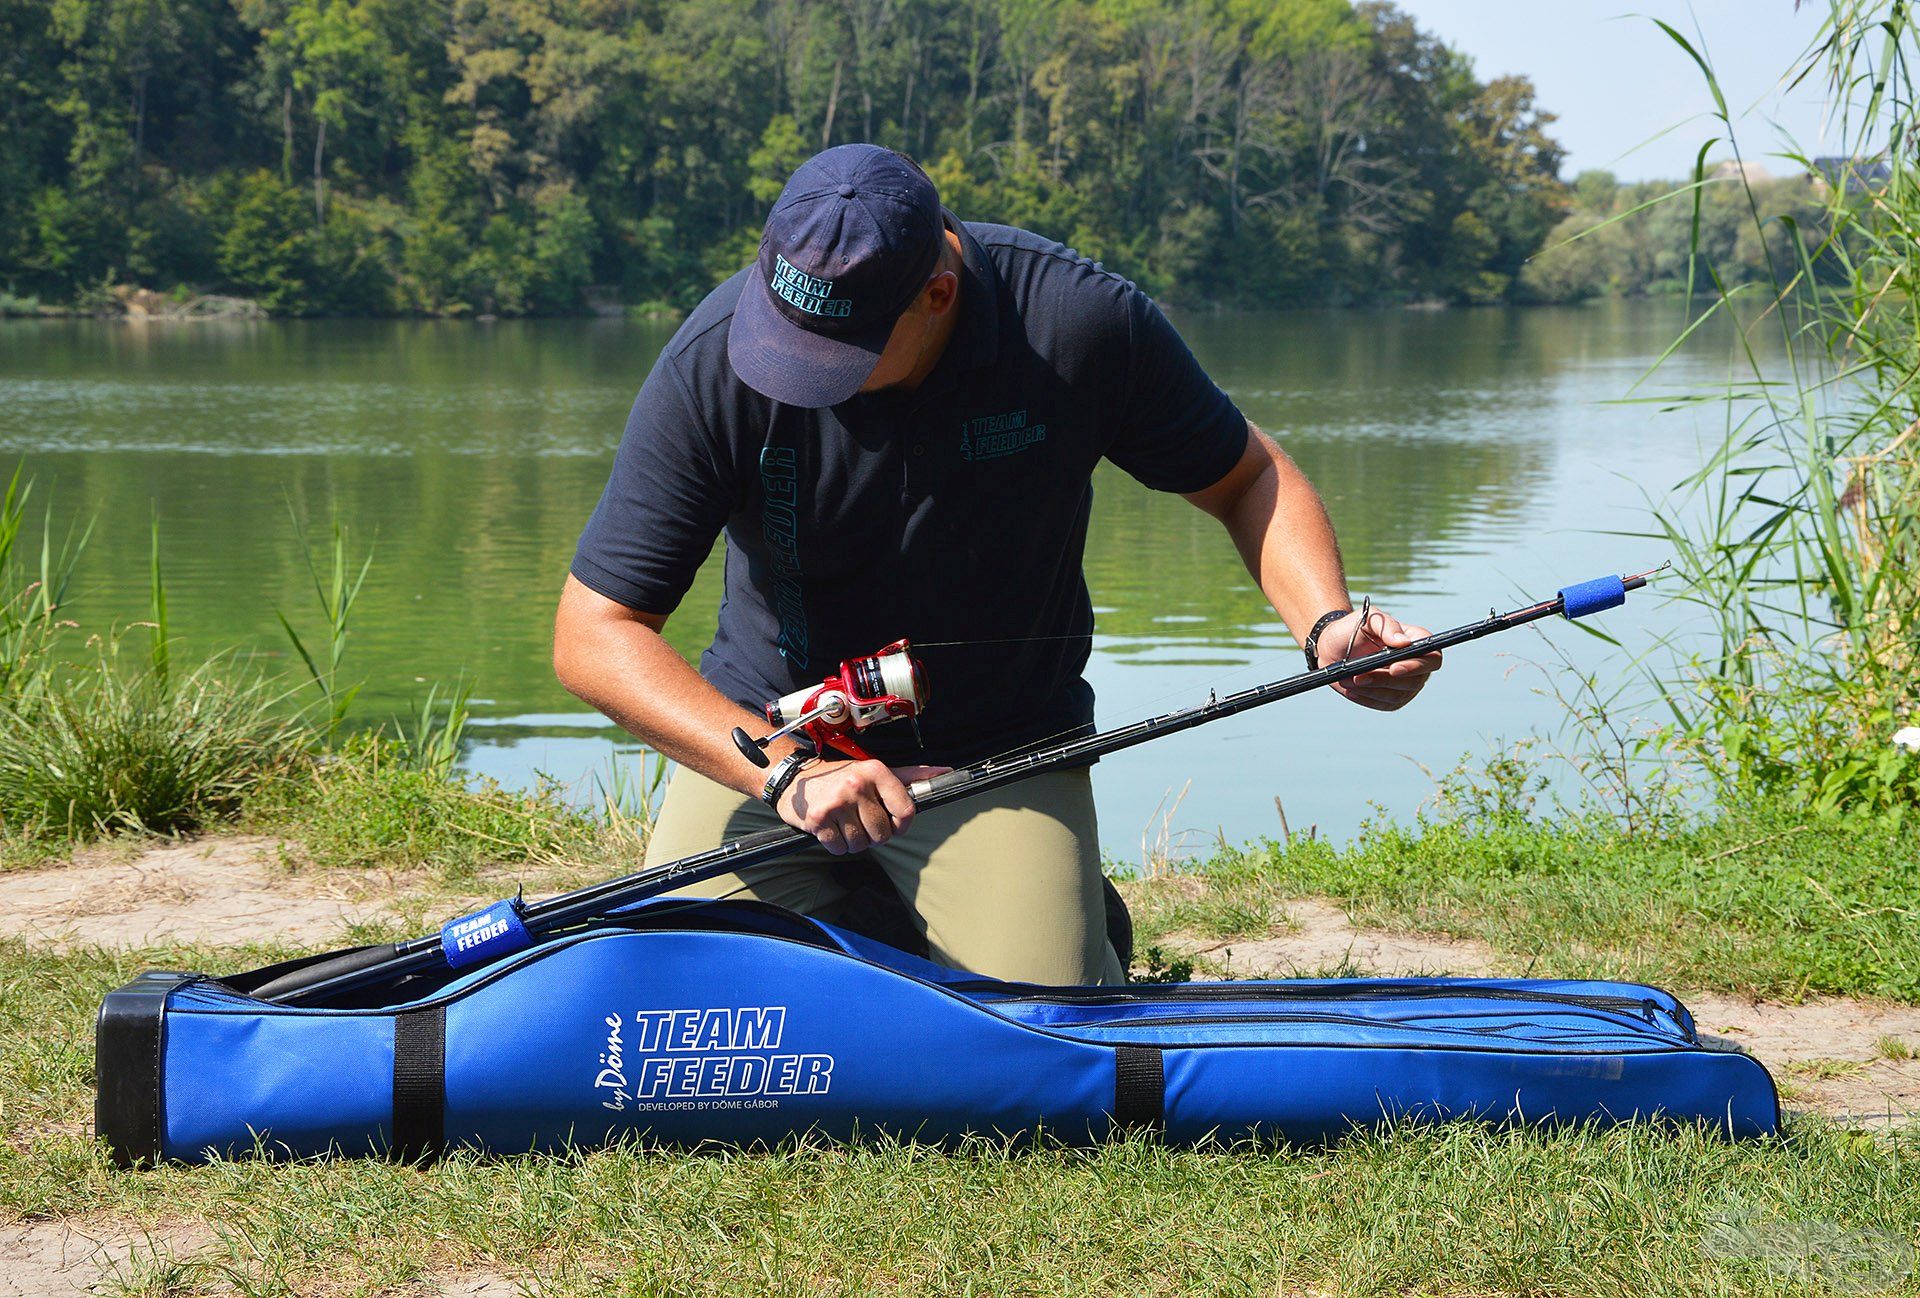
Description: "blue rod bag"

(95, 900), (1779, 1164)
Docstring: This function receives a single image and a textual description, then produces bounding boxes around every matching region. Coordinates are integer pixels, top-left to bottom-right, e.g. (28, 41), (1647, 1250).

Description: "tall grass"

(0, 643), (301, 838)
(0, 481), (606, 856)
(1640, 3), (1920, 816)
(0, 497), (304, 840)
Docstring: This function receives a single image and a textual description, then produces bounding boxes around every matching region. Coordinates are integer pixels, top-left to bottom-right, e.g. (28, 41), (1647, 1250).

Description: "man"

(554, 144), (1440, 986)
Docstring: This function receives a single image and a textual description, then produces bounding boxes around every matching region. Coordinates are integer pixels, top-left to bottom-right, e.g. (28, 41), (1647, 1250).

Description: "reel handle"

(733, 701), (836, 770)
(731, 726), (771, 769)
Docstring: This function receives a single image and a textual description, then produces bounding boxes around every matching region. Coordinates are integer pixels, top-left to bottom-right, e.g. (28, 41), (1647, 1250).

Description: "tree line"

(1520, 167), (1843, 303)
(0, 0), (1580, 315)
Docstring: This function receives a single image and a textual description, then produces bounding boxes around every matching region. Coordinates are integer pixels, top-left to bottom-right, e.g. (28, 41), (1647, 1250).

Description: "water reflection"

(0, 301), (1725, 855)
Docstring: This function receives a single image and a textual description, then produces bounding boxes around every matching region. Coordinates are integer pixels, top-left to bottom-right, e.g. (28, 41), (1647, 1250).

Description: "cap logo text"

(771, 254), (853, 318)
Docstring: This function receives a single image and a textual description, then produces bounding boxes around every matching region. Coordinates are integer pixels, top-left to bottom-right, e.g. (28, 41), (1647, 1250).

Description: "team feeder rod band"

(253, 565), (1666, 1006)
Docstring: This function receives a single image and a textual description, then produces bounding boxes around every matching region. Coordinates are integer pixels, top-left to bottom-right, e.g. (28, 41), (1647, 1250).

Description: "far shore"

(1, 293), (1686, 326)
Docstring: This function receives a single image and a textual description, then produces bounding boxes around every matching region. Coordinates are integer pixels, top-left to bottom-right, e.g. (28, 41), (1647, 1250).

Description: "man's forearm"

(553, 575), (800, 798)
(1219, 426), (1350, 640)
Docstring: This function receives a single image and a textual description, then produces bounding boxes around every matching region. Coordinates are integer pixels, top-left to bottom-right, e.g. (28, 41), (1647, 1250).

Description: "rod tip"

(1622, 560), (1673, 590)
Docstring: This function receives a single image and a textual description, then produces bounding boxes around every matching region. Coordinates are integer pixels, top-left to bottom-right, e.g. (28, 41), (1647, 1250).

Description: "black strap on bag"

(391, 1005), (446, 1162)
(1113, 1045), (1165, 1134)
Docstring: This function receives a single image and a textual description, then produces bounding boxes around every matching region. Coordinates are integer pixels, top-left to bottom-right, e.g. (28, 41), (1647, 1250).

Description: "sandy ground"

(1192, 897), (1508, 979)
(1, 837), (418, 949)
(0, 1220), (523, 1296)
(0, 1221), (214, 1298)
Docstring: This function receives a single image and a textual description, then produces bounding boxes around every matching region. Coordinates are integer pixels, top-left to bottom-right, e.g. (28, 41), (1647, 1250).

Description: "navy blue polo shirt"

(571, 217), (1249, 766)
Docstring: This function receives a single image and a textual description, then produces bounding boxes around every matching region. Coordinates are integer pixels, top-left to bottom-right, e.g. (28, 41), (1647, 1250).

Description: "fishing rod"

(251, 567), (1663, 1006)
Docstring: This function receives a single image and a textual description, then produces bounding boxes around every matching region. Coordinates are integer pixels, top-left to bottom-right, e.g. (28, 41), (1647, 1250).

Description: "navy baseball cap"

(728, 144), (945, 408)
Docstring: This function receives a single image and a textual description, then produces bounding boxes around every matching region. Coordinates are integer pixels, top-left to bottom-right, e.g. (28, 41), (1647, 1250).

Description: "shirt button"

(911, 443), (926, 456)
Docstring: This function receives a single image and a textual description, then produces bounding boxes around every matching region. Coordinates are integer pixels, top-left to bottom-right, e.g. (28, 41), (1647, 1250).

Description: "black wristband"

(760, 753), (817, 809)
(1302, 608), (1353, 670)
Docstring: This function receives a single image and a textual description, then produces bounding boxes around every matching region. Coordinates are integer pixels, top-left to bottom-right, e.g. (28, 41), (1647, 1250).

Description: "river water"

(0, 302), (1731, 860)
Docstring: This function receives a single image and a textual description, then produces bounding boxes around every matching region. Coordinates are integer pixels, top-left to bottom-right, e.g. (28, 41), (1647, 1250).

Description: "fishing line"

(251, 566), (1661, 1006)
(912, 620), (1306, 770)
(912, 632), (1099, 648)
(931, 608), (1378, 773)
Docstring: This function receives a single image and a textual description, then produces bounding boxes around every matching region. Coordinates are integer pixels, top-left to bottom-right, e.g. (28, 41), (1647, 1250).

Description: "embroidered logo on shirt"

(960, 409), (1047, 461)
(759, 446), (809, 667)
(770, 255), (852, 319)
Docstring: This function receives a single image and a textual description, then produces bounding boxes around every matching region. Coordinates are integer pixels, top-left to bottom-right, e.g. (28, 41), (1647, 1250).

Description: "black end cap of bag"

(96, 971), (200, 1169)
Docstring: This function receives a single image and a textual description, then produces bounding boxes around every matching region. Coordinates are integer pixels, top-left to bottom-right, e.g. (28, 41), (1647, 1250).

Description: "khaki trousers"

(645, 764), (1126, 985)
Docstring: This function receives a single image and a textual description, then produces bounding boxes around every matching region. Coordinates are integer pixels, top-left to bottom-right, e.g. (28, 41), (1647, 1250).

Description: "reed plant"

(394, 674), (473, 777)
(0, 464), (88, 702)
(590, 744), (668, 844)
(276, 503), (373, 739)
(1637, 3), (1920, 816)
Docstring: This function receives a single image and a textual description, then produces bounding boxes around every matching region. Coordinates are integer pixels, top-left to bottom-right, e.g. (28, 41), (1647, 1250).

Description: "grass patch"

(1127, 802), (1920, 1001)
(8, 1125), (1918, 1297)
(4, 792), (1917, 1294)
(1786, 1059), (1872, 1083)
(4, 942), (1917, 1297)
(239, 738), (640, 884)
(0, 655), (302, 844)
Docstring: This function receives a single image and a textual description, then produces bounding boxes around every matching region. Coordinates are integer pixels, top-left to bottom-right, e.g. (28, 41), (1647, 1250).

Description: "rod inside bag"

(250, 568), (1662, 1006)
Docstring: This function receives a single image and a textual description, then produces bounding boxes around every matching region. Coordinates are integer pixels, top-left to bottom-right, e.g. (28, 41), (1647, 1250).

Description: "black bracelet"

(760, 753), (817, 809)
(1302, 607), (1353, 670)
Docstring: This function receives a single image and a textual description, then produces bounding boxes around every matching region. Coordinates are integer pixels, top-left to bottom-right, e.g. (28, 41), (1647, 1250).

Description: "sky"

(1393, 1), (1837, 181)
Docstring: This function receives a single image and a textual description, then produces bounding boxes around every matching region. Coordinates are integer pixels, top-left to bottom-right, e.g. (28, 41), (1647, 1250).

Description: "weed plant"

(275, 503), (373, 740)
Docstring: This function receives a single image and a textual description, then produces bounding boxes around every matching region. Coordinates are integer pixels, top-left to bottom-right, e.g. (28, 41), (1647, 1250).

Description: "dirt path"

(1, 837), (427, 950)
(0, 1221), (214, 1298)
(1189, 897), (1507, 979)
(0, 1220), (523, 1297)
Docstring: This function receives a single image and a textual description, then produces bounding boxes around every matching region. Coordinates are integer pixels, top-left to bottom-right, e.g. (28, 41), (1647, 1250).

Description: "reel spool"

(732, 639), (929, 768)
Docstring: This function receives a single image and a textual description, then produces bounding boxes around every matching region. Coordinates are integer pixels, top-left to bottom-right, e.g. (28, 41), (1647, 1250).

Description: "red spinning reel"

(731, 639), (929, 768)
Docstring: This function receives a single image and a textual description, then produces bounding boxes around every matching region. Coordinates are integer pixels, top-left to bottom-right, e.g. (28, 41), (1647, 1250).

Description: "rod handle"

(909, 769), (975, 804)
(249, 942), (410, 1002)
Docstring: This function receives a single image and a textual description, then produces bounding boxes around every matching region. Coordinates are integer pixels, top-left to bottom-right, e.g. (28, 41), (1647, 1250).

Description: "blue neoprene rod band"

(1558, 574), (1627, 620)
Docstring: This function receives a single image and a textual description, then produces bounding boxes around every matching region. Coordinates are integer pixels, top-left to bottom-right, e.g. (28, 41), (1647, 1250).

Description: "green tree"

(217, 170), (318, 311)
(1, 0), (1599, 314)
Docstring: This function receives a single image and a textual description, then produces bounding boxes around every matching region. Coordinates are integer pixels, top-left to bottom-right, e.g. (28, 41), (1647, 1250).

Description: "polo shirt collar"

(835, 212), (999, 418)
(939, 210), (1000, 374)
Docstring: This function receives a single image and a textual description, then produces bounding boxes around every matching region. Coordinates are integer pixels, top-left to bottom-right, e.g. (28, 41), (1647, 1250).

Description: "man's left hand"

(1315, 608), (1442, 711)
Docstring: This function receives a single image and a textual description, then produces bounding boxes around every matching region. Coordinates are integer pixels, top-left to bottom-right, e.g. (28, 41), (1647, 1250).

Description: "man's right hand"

(778, 759), (952, 855)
